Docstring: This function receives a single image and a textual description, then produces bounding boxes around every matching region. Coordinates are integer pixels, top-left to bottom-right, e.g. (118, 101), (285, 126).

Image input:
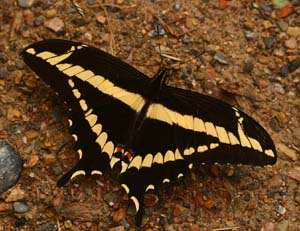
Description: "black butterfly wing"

(157, 85), (277, 164)
(118, 77), (276, 225)
(21, 39), (151, 186)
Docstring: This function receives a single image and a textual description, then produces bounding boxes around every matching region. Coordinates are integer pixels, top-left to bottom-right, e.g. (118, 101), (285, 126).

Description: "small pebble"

(273, 49), (285, 57)
(44, 17), (64, 33)
(189, 224), (201, 231)
(174, 3), (181, 9)
(277, 20), (288, 32)
(13, 201), (29, 213)
(251, 3), (259, 9)
(64, 220), (73, 229)
(279, 65), (289, 77)
(261, 5), (273, 12)
(258, 79), (269, 89)
(264, 36), (277, 49)
(0, 140), (23, 193)
(182, 34), (191, 44)
(15, 217), (26, 227)
(119, 218), (130, 229)
(263, 222), (275, 230)
(258, 56), (270, 64)
(45, 9), (57, 18)
(277, 205), (286, 215)
(288, 58), (300, 73)
(213, 53), (230, 65)
(244, 30), (256, 41)
(262, 20), (274, 29)
(244, 192), (251, 201)
(5, 186), (25, 202)
(18, 0), (34, 8)
(269, 117), (281, 132)
(34, 223), (57, 231)
(243, 21), (254, 30)
(24, 155), (39, 168)
(284, 37), (297, 49)
(0, 68), (8, 79)
(96, 13), (106, 24)
(87, 0), (97, 5)
(34, 15), (45, 26)
(106, 6), (120, 13)
(272, 83), (285, 94)
(275, 112), (286, 128)
(287, 26), (300, 37)
(109, 226), (125, 231)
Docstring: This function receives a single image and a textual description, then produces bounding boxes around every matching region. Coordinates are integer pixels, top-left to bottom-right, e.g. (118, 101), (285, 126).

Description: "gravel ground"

(0, 0), (300, 230)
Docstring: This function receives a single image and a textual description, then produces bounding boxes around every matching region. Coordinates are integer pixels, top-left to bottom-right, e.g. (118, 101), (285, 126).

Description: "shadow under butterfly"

(21, 39), (277, 227)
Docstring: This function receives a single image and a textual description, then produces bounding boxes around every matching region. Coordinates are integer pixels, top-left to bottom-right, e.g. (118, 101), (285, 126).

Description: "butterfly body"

(21, 39), (276, 226)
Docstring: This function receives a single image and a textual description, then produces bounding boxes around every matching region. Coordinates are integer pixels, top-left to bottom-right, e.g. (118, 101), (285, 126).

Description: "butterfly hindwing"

(21, 39), (276, 227)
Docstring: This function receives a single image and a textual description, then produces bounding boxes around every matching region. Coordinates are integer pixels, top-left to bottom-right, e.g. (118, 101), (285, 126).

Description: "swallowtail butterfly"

(21, 39), (276, 226)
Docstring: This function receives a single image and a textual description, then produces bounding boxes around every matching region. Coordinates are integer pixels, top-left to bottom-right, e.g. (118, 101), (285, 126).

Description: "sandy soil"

(0, 1), (299, 230)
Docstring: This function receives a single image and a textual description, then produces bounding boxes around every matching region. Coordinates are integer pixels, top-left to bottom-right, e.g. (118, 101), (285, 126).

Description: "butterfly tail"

(129, 192), (144, 227)
(57, 165), (80, 187)
(135, 201), (144, 227)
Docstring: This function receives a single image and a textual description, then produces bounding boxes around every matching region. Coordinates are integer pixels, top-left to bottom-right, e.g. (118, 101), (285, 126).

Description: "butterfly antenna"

(154, 23), (164, 69)
(70, 0), (85, 17)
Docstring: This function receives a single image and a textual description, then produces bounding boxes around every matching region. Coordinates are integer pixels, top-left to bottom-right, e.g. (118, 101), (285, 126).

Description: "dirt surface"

(0, 0), (300, 230)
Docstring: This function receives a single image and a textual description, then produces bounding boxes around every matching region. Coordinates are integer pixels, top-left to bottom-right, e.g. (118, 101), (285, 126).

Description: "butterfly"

(21, 39), (276, 226)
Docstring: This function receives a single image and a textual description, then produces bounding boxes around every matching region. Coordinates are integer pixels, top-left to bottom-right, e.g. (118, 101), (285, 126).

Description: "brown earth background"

(0, 0), (300, 230)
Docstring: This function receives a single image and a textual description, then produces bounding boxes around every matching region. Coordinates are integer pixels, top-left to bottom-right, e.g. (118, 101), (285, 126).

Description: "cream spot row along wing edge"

(21, 39), (277, 226)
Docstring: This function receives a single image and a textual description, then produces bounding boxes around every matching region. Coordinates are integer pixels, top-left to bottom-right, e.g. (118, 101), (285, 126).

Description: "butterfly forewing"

(21, 40), (148, 184)
(21, 39), (276, 227)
